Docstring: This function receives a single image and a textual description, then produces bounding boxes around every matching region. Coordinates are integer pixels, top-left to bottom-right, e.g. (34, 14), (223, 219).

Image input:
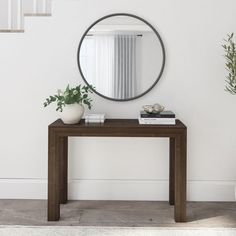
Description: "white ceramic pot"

(60, 103), (84, 124)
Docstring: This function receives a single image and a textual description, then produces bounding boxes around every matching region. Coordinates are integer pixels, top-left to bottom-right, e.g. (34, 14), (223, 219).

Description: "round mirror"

(77, 13), (165, 101)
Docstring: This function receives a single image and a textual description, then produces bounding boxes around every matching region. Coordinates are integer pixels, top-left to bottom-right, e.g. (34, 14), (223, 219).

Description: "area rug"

(0, 227), (236, 236)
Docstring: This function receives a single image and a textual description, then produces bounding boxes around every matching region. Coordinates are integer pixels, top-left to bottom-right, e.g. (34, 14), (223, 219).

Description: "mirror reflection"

(78, 14), (165, 101)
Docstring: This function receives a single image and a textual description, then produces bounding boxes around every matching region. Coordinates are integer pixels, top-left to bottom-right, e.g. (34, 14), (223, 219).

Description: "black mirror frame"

(77, 13), (166, 102)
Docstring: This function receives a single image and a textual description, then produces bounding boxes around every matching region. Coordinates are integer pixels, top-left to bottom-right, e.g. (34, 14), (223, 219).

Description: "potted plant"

(222, 33), (236, 199)
(44, 84), (93, 124)
(222, 33), (236, 94)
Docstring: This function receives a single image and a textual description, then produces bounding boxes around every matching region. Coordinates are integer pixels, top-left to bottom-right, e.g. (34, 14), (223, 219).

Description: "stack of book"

(138, 111), (176, 125)
(85, 114), (105, 123)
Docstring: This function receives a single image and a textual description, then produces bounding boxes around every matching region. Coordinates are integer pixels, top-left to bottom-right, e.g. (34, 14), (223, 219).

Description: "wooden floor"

(0, 200), (235, 227)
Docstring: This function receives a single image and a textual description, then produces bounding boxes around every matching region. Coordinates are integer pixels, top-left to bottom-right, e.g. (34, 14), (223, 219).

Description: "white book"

(138, 116), (176, 125)
(139, 117), (175, 122)
(85, 118), (105, 121)
(85, 119), (105, 123)
(85, 114), (105, 120)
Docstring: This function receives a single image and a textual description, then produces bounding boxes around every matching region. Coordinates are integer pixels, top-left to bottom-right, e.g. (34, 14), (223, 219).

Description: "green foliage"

(44, 84), (94, 112)
(222, 33), (236, 94)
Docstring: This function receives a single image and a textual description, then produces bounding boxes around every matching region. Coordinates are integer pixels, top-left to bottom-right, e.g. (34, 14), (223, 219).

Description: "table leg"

(174, 130), (187, 222)
(59, 136), (68, 204)
(48, 129), (60, 221)
(169, 137), (175, 205)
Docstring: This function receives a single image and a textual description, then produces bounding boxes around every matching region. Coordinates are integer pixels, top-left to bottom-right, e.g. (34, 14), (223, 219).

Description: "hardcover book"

(140, 110), (175, 118)
(138, 116), (176, 125)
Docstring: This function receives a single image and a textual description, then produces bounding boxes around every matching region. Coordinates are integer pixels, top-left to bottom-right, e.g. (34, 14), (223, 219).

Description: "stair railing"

(1, 0), (51, 32)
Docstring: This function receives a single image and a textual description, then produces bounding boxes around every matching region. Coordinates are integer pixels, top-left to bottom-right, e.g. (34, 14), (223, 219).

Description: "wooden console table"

(48, 119), (187, 222)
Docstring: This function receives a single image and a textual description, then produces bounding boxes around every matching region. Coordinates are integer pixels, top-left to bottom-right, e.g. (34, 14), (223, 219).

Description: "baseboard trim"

(0, 179), (235, 201)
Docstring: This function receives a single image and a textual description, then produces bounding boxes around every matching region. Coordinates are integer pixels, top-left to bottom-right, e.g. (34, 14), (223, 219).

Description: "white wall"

(0, 0), (236, 201)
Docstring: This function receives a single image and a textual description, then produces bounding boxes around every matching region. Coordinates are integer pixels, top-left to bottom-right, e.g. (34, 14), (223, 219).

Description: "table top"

(49, 119), (186, 129)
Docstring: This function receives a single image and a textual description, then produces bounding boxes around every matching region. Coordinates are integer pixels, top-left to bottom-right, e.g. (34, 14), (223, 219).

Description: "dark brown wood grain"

(174, 130), (187, 222)
(48, 128), (60, 221)
(59, 137), (68, 204)
(48, 119), (187, 222)
(169, 137), (175, 206)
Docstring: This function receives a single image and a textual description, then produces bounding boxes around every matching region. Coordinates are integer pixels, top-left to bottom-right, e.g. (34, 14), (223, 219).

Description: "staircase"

(0, 0), (52, 32)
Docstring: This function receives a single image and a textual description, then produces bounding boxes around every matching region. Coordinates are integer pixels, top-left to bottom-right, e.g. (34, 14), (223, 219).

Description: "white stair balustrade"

(23, 0), (51, 16)
(11, 0), (23, 30)
(39, 0), (52, 15)
(0, 0), (52, 32)
(0, 0), (23, 32)
(0, 0), (9, 30)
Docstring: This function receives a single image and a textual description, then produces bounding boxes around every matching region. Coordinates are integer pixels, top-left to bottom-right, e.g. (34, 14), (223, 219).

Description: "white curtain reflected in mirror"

(80, 34), (137, 99)
(114, 35), (136, 99)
